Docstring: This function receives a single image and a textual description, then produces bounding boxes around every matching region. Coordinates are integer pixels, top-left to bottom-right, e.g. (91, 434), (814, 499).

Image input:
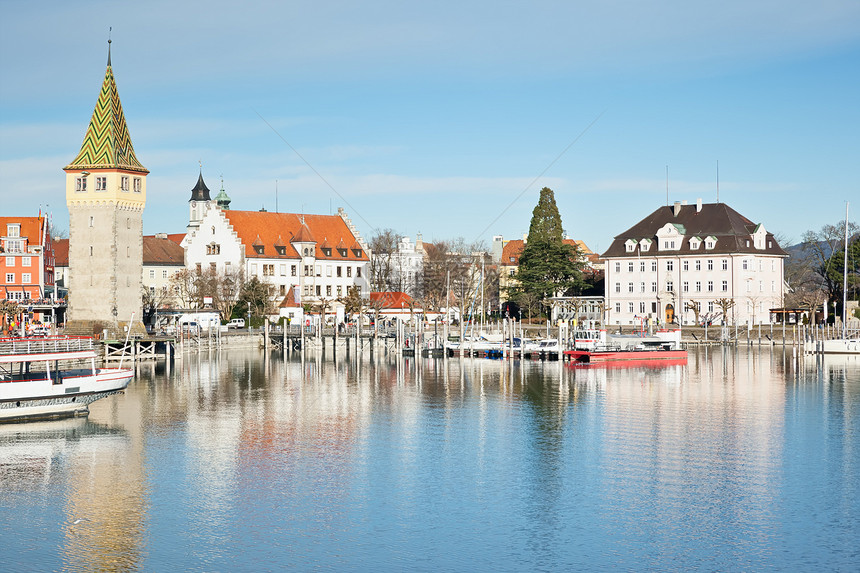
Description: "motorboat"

(0, 336), (133, 423)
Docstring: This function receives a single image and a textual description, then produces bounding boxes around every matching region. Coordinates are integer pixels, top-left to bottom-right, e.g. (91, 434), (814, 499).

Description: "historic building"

(390, 235), (425, 298)
(498, 235), (597, 297)
(0, 215), (60, 327)
(63, 43), (148, 335)
(183, 174), (370, 310)
(601, 199), (787, 326)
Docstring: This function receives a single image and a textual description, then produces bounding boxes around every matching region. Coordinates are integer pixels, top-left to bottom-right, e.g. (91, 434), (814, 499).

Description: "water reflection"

(1, 347), (857, 571)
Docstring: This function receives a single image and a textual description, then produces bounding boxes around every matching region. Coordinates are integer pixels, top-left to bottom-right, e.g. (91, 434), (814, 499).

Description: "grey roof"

(601, 202), (788, 258)
(190, 172), (211, 202)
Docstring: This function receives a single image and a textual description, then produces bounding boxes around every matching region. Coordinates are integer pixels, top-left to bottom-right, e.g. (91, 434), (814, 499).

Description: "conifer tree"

(527, 187), (564, 244)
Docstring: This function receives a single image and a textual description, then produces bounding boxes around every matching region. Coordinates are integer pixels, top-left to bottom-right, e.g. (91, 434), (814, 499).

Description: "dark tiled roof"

(143, 235), (185, 265)
(601, 202), (788, 258)
(190, 172), (211, 202)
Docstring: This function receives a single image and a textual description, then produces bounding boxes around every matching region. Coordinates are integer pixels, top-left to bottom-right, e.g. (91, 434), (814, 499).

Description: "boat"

(0, 336), (133, 423)
(564, 328), (688, 364)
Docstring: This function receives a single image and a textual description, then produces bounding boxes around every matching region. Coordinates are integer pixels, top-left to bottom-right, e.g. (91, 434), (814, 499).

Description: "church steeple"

(64, 41), (147, 174)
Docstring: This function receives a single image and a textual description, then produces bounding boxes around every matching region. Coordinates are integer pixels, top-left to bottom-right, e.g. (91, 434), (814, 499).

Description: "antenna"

(665, 165), (669, 206)
(107, 27), (112, 65)
(716, 160), (720, 203)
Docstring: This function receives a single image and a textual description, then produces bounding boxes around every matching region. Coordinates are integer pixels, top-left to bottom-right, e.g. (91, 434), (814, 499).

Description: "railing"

(0, 336), (94, 356)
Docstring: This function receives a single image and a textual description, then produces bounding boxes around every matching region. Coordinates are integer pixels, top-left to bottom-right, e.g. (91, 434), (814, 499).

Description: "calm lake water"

(2, 347), (858, 572)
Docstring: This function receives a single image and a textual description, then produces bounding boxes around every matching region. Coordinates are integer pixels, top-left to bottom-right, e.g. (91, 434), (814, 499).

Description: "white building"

(184, 184), (370, 311)
(390, 234), (425, 298)
(602, 199), (787, 326)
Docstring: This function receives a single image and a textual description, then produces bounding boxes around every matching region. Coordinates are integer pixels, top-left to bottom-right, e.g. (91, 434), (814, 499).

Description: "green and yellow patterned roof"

(65, 56), (148, 173)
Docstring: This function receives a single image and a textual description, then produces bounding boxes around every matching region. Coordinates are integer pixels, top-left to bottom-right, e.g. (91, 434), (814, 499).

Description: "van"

(228, 318), (245, 329)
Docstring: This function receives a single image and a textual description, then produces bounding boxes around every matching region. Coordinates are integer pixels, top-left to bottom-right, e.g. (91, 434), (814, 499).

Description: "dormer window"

(303, 248), (309, 256)
(254, 245), (265, 255)
(352, 249), (362, 258)
(276, 246), (287, 256)
(322, 248), (332, 257)
(338, 248), (348, 257)
(6, 224), (20, 237)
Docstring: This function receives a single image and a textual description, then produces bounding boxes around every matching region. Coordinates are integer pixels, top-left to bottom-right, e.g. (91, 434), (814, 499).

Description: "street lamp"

(247, 302), (251, 331)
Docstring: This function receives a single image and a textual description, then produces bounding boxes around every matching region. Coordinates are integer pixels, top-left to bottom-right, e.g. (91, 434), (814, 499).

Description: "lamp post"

(247, 302), (251, 331)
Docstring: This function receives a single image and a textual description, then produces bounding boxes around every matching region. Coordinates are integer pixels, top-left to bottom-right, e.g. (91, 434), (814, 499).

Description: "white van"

(228, 318), (245, 329)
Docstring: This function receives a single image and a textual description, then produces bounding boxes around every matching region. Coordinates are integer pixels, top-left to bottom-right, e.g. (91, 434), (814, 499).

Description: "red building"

(0, 215), (58, 326)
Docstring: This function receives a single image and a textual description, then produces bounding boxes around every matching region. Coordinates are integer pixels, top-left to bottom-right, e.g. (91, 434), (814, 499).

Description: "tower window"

(89, 216), (94, 227)
(76, 177), (87, 192)
(89, 246), (93, 256)
(133, 178), (142, 193)
(95, 176), (107, 191)
(126, 218), (130, 229)
(121, 176), (129, 191)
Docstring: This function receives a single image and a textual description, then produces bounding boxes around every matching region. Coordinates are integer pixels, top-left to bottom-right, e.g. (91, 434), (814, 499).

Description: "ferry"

(0, 336), (133, 423)
(564, 329), (688, 364)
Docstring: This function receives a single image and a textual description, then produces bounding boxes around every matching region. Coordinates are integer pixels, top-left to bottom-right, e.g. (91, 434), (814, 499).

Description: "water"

(1, 348), (858, 572)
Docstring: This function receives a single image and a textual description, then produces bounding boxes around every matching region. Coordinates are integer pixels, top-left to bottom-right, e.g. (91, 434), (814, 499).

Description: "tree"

(511, 240), (586, 306)
(170, 269), (199, 308)
(527, 187), (564, 244)
(800, 220), (859, 306)
(824, 236), (860, 313)
(237, 277), (274, 324)
(368, 229), (402, 292)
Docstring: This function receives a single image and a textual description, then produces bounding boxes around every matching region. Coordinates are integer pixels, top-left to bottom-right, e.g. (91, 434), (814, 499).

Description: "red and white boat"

(564, 329), (688, 364)
(0, 336), (133, 423)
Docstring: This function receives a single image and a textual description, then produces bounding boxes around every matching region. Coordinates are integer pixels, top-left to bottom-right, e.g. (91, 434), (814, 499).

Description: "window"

(316, 285), (321, 296)
(706, 241), (714, 249)
(772, 280), (776, 292)
(121, 176), (129, 191)
(133, 178), (142, 192)
(21, 273), (30, 283)
(615, 303), (621, 313)
(326, 266), (332, 277)
(89, 216), (94, 227)
(347, 267), (352, 278)
(722, 280), (728, 292)
(315, 265), (321, 277)
(280, 285), (286, 296)
(666, 281), (674, 292)
(640, 261), (646, 272)
(304, 265), (309, 276)
(615, 282), (621, 293)
(337, 286), (342, 296)
(746, 240), (750, 247)
(651, 261), (657, 272)
(95, 176), (107, 191)
(615, 262), (621, 273)
(126, 218), (130, 229)
(90, 246), (93, 256)
(695, 260), (701, 271)
(695, 281), (701, 292)
(7, 224), (20, 237)
(640, 282), (645, 293)
(276, 246), (286, 256)
(163, 270), (168, 279)
(759, 280), (763, 292)
(626, 243), (635, 252)
(338, 248), (348, 258)
(210, 262), (216, 272)
(706, 259), (712, 271)
(639, 302), (646, 313)
(326, 285), (332, 296)
(21, 257), (30, 267)
(651, 281), (657, 292)
(75, 177), (87, 192)
(509, 257), (515, 262)
(722, 259), (728, 271)
(291, 265), (297, 277)
(251, 263), (257, 274)
(322, 248), (332, 257)
(353, 249), (363, 258)
(5, 256), (13, 267)
(254, 245), (264, 255)
(628, 282), (634, 293)
(149, 270), (155, 279)
(743, 259), (749, 270)
(683, 260), (689, 271)
(263, 264), (275, 276)
(509, 269), (515, 276)
(708, 281), (713, 292)
(357, 267), (361, 278)
(337, 266), (342, 277)
(280, 265), (286, 276)
(628, 302), (634, 313)
(5, 273), (13, 283)
(667, 260), (674, 271)
(683, 281), (689, 293)
(628, 262), (634, 272)
(303, 248), (309, 256)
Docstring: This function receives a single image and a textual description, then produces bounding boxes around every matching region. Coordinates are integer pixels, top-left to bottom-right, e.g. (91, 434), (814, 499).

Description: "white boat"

(0, 336), (133, 423)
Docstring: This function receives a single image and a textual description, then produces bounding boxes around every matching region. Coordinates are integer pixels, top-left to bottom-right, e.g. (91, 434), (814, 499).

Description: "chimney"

(696, 198), (702, 213)
(673, 201), (682, 217)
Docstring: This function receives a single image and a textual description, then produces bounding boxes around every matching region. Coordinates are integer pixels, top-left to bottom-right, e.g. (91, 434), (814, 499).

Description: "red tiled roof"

(166, 233), (185, 245)
(54, 239), (69, 266)
(369, 291), (414, 309)
(223, 211), (368, 261)
(279, 286), (302, 308)
(0, 216), (47, 249)
(143, 235), (184, 265)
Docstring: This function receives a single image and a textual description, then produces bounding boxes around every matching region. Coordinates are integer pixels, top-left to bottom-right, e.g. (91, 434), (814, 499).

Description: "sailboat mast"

(843, 201), (849, 339)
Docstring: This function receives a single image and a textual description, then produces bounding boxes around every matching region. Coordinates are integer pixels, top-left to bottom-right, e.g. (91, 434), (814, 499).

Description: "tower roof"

(190, 171), (211, 202)
(65, 50), (148, 174)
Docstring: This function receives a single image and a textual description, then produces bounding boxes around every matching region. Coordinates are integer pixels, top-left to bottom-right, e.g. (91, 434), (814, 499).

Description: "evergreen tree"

(527, 187), (564, 243)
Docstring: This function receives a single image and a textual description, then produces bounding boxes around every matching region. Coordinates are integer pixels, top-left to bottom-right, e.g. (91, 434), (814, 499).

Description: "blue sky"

(1, 0), (859, 254)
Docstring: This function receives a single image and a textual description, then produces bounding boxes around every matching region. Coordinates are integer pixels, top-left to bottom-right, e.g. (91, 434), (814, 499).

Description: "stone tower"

(63, 42), (148, 337)
(187, 170), (212, 233)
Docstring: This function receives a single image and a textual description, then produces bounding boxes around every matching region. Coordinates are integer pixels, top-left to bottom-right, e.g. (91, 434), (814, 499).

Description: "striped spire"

(65, 53), (148, 173)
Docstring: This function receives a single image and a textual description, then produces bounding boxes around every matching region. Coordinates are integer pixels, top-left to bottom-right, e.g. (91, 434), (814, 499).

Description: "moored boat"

(0, 336), (133, 423)
(564, 328), (688, 364)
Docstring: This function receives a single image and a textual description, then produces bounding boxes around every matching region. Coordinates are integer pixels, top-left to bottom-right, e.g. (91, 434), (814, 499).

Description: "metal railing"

(0, 336), (94, 356)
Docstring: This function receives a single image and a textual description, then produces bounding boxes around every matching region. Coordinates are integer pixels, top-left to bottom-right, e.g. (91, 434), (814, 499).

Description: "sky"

(1, 0), (859, 255)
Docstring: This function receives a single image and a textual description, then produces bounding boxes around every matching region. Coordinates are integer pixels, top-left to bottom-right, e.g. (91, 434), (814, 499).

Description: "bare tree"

(801, 220), (859, 304)
(170, 268), (199, 308)
(369, 229), (402, 292)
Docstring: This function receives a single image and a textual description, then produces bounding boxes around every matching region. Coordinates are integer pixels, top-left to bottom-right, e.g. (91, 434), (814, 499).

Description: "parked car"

(227, 318), (245, 329)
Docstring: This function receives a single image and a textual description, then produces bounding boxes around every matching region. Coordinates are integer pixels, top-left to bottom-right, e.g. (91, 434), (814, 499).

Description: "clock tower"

(63, 41), (148, 336)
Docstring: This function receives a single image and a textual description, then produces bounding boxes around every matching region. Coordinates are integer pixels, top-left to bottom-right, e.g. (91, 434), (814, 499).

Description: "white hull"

(815, 339), (860, 355)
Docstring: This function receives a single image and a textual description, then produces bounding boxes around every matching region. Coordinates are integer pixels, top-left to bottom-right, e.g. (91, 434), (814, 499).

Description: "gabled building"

(0, 216), (56, 304)
(601, 199), (787, 326)
(184, 190), (370, 310)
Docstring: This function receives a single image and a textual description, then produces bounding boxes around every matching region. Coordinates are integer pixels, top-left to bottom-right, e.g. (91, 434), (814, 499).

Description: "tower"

(187, 170), (212, 232)
(63, 42), (148, 336)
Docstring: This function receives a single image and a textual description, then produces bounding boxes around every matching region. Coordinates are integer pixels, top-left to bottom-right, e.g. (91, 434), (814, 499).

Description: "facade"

(184, 189), (370, 311)
(142, 234), (185, 306)
(63, 46), (148, 335)
(601, 199), (787, 326)
(390, 235), (425, 297)
(0, 216), (57, 323)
